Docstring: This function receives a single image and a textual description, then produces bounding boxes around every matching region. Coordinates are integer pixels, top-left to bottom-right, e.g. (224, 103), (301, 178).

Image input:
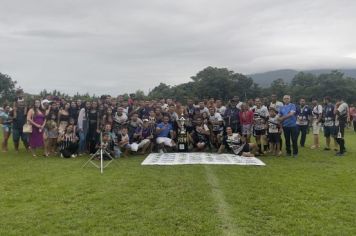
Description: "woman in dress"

(27, 100), (46, 157)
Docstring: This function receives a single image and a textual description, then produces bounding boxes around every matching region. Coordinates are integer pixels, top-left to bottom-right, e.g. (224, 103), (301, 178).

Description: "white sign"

(141, 153), (266, 166)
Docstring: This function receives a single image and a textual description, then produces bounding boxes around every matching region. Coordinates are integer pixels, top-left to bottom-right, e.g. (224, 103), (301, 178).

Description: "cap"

(41, 99), (51, 105)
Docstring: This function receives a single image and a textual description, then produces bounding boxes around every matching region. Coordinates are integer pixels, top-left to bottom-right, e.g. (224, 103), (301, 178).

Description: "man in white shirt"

(270, 94), (284, 113)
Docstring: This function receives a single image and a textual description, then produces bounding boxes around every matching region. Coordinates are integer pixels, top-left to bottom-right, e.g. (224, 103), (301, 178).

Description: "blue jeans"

(78, 131), (87, 153)
(283, 126), (298, 155)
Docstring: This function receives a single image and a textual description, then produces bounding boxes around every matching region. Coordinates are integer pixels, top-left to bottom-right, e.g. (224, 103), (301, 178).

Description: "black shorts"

(254, 129), (266, 136)
(324, 126), (336, 138)
(268, 133), (280, 144)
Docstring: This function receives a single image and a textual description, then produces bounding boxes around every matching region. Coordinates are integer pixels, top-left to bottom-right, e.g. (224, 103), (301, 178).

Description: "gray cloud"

(0, 0), (355, 95)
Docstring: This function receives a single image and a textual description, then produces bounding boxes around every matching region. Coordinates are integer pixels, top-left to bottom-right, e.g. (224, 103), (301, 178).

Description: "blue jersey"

(157, 122), (173, 138)
(279, 103), (297, 127)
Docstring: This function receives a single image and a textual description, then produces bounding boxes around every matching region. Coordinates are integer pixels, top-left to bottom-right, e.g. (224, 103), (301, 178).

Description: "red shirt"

(240, 110), (253, 125)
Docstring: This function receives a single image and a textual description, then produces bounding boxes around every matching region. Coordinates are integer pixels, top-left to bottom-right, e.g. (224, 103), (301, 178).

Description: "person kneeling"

(58, 124), (79, 158)
(218, 126), (257, 157)
(117, 126), (131, 157)
(131, 119), (154, 154)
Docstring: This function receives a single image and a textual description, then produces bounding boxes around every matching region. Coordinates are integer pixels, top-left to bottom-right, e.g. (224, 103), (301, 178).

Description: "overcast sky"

(1, 0), (355, 95)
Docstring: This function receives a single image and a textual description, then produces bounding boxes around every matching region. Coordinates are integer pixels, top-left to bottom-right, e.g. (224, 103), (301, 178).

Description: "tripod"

(82, 131), (115, 174)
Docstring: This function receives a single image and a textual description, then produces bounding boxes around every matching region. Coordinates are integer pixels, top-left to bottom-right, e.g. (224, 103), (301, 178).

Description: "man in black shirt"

(10, 99), (29, 152)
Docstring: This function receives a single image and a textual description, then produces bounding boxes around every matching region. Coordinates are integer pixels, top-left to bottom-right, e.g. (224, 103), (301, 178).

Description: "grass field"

(0, 130), (356, 235)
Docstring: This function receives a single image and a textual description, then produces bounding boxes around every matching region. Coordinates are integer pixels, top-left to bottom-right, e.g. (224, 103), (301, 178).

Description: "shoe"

(335, 152), (344, 157)
(286, 153), (291, 157)
(324, 147), (330, 151)
(310, 145), (319, 150)
(293, 154), (298, 158)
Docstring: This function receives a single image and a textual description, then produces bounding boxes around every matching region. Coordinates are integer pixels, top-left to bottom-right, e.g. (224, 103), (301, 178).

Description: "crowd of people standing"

(0, 93), (354, 158)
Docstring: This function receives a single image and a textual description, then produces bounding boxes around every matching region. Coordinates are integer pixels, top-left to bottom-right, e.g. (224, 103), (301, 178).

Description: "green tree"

(0, 73), (17, 104)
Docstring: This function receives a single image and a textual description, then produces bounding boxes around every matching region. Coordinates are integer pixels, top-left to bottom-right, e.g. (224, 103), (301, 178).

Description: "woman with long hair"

(58, 102), (70, 135)
(27, 99), (47, 157)
(77, 101), (91, 154)
(87, 101), (99, 153)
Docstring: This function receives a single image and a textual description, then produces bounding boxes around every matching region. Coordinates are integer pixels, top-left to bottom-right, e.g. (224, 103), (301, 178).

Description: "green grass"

(0, 130), (356, 235)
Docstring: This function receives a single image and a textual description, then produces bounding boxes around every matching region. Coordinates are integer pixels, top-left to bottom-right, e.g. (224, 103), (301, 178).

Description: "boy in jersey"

(268, 107), (282, 156)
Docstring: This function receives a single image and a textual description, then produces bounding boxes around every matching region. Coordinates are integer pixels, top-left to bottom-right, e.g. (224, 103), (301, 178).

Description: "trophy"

(177, 115), (188, 152)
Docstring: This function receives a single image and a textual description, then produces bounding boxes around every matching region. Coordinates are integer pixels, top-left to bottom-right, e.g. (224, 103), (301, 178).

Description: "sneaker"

(293, 154), (298, 158)
(335, 152), (344, 157)
(323, 147), (330, 151)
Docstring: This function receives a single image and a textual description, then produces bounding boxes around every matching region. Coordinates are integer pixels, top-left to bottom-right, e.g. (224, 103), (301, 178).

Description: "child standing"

(46, 114), (58, 155)
(268, 107), (282, 156)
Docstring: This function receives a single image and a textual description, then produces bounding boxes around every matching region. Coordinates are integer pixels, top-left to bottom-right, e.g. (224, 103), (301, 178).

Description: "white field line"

(204, 165), (241, 236)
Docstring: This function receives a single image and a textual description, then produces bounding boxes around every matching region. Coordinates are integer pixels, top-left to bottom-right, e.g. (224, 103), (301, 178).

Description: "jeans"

(297, 125), (308, 147)
(283, 126), (298, 155)
(78, 130), (87, 153)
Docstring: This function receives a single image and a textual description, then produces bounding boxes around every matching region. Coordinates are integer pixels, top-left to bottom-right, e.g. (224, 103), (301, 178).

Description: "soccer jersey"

(323, 104), (335, 127)
(253, 106), (269, 130)
(268, 116), (280, 133)
(296, 105), (312, 126)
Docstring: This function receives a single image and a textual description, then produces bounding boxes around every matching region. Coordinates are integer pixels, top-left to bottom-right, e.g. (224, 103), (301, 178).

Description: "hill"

(248, 69), (356, 87)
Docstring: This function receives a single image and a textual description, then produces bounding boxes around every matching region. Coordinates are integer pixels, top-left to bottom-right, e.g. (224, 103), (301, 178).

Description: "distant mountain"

(248, 69), (356, 87)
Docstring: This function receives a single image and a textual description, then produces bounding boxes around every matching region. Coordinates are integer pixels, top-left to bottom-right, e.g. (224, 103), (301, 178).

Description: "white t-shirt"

(312, 105), (323, 120)
(270, 101), (284, 112)
(216, 106), (226, 116)
(236, 102), (243, 110)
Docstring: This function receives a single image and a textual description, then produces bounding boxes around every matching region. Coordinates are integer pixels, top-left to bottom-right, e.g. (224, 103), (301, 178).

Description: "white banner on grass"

(141, 153), (266, 166)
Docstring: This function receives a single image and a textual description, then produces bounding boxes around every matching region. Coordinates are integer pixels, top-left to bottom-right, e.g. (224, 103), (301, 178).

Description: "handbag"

(23, 123), (33, 134)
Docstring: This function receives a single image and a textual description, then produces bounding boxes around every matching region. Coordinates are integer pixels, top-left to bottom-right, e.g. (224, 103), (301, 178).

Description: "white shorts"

(156, 137), (174, 147)
(312, 121), (321, 135)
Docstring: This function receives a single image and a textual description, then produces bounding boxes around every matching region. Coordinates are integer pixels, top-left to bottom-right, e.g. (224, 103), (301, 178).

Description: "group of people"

(0, 93), (353, 158)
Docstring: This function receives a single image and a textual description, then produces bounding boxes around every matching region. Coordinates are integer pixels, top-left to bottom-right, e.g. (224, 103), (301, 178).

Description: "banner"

(141, 153), (266, 166)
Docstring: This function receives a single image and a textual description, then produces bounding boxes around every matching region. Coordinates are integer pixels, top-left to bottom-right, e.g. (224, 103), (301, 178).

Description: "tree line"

(1, 67), (355, 105)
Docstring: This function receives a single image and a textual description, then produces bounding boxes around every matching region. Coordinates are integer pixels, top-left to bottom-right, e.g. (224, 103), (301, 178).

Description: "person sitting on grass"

(117, 126), (131, 157)
(191, 116), (210, 152)
(156, 115), (176, 153)
(267, 107), (282, 156)
(96, 132), (115, 160)
(218, 126), (257, 157)
(131, 119), (154, 154)
(58, 124), (79, 158)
